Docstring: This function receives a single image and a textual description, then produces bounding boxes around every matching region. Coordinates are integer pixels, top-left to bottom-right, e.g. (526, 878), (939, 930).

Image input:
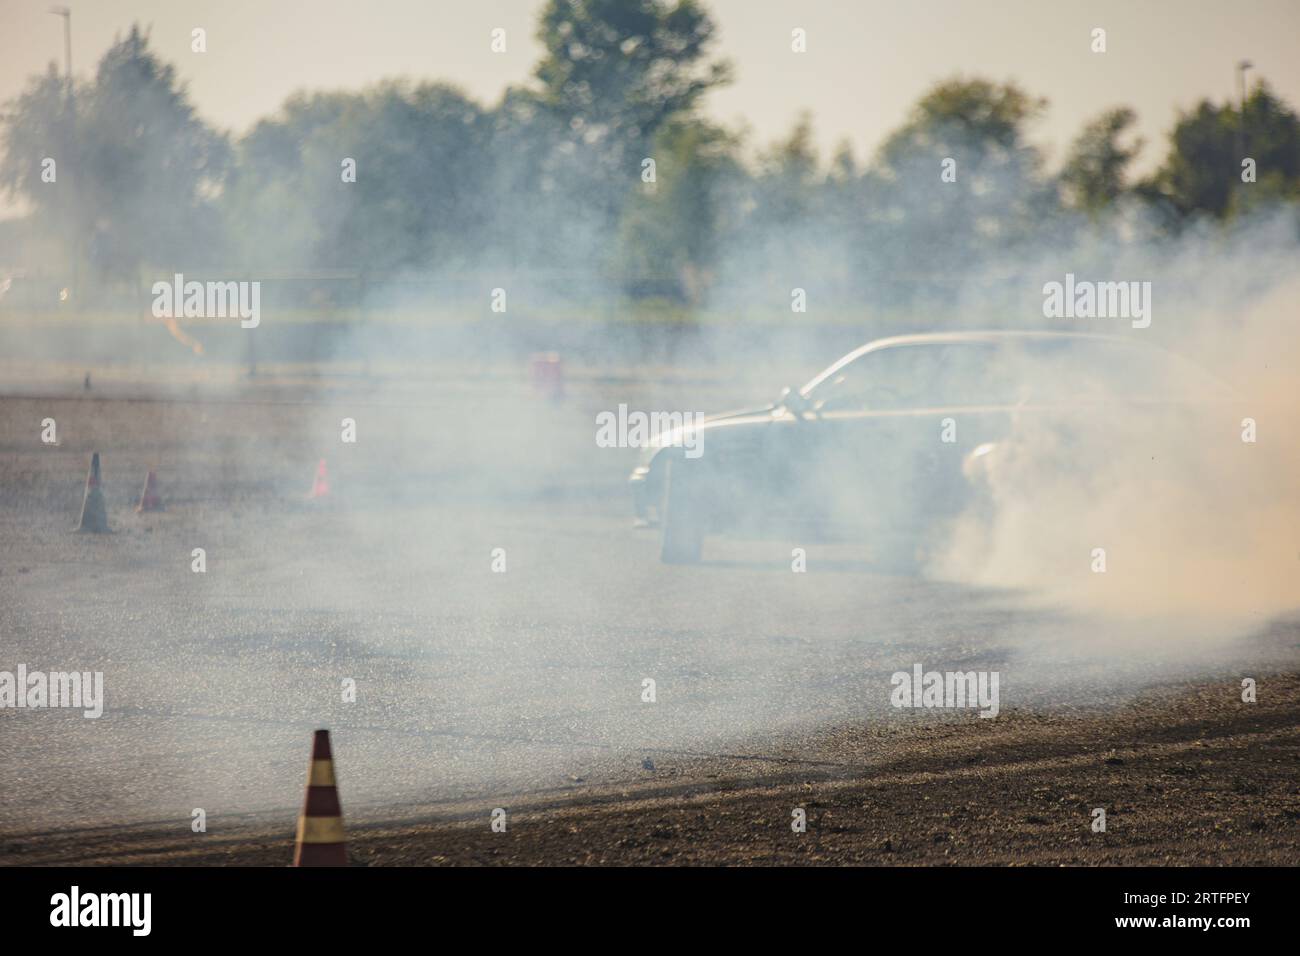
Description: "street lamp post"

(1236, 60), (1252, 162)
(50, 6), (71, 87)
(1233, 60), (1252, 217)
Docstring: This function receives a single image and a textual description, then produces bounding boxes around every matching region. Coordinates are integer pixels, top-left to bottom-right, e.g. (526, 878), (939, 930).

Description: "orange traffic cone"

(308, 459), (330, 499)
(136, 470), (163, 512)
(76, 452), (110, 533)
(293, 729), (347, 867)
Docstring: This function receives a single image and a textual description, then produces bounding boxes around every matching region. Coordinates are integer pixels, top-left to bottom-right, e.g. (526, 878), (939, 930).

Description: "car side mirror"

(778, 386), (809, 415)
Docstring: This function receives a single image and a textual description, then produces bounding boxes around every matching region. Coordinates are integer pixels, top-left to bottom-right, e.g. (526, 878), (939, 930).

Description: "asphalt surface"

(1, 368), (1297, 861)
(14, 673), (1299, 866)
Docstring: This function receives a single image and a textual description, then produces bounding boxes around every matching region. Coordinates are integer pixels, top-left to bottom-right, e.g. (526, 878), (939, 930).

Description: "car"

(628, 330), (1235, 566)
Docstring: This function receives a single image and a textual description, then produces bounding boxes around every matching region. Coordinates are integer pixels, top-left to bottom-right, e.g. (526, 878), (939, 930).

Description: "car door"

(753, 341), (927, 536)
(766, 340), (1021, 537)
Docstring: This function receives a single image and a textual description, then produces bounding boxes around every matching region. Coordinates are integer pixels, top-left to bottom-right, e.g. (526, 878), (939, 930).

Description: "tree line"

(2, 0), (1298, 312)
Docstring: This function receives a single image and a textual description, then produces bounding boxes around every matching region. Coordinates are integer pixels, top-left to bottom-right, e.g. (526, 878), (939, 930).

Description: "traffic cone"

(136, 470), (163, 513)
(76, 452), (109, 533)
(308, 459), (330, 499)
(293, 729), (347, 867)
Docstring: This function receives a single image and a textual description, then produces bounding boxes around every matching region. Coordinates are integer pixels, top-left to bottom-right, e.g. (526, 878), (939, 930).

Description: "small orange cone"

(308, 459), (330, 499)
(136, 470), (163, 512)
(76, 452), (110, 533)
(293, 729), (347, 867)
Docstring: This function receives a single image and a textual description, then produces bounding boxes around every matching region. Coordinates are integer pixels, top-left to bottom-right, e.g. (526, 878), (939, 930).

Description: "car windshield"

(805, 337), (1229, 412)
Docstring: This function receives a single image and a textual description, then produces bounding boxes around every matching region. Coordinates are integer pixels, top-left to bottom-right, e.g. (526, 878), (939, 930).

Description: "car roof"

(801, 330), (1172, 395)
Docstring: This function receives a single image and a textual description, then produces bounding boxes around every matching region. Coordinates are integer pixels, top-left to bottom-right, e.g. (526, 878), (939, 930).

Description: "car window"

(810, 345), (920, 411)
(810, 342), (1015, 411)
(806, 338), (1227, 413)
(1013, 341), (1232, 403)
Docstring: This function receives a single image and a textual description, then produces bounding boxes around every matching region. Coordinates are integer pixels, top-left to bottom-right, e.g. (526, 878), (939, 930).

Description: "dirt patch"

(8, 674), (1297, 866)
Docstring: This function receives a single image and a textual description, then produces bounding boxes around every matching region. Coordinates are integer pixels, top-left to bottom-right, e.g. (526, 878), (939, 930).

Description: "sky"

(1, 0), (1298, 206)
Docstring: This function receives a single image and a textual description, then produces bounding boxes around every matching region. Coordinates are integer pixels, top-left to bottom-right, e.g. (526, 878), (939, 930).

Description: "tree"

(0, 63), (78, 253)
(751, 113), (820, 228)
(532, 0), (731, 225)
(878, 78), (1046, 172)
(224, 82), (493, 276)
(77, 26), (228, 278)
(735, 114), (829, 285)
(483, 85), (612, 274)
(615, 116), (740, 300)
(1, 26), (226, 288)
(870, 78), (1053, 281)
(1059, 107), (1142, 215)
(1144, 82), (1300, 221)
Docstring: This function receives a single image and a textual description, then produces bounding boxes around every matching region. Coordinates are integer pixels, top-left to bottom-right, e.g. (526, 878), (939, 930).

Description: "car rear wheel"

(660, 457), (706, 564)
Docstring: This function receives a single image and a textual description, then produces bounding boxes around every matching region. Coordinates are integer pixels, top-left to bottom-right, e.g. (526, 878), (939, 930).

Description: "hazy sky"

(1, 0), (1298, 178)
